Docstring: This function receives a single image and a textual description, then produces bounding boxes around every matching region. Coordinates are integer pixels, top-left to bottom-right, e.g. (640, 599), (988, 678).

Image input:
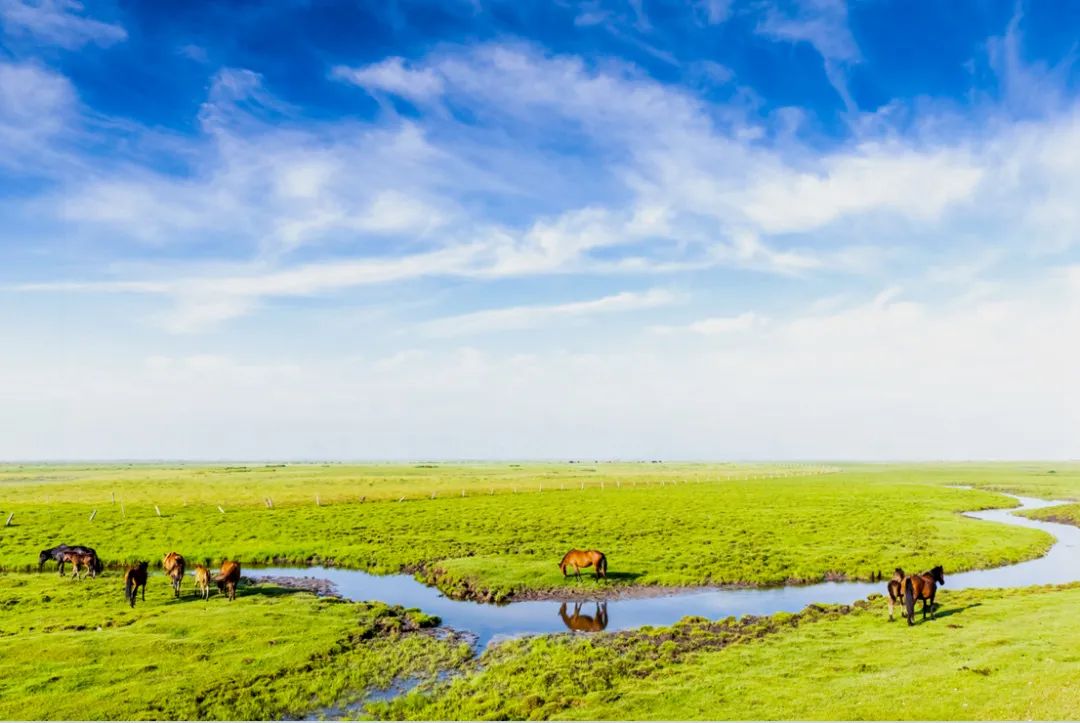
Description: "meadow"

(0, 463), (1065, 599)
(0, 572), (469, 720)
(376, 583), (1080, 720)
(2, 462), (1079, 720)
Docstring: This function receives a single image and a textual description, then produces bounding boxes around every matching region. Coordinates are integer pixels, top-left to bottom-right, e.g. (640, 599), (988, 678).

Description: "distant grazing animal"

(38, 544), (98, 575)
(193, 565), (211, 601)
(215, 561), (241, 601)
(162, 552), (185, 598)
(886, 568), (905, 621)
(559, 549), (607, 580)
(64, 550), (102, 580)
(902, 565), (945, 626)
(559, 601), (609, 632)
(124, 562), (149, 608)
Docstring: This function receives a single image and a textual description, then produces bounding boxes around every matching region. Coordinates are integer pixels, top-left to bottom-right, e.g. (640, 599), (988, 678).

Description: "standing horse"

(559, 549), (607, 580)
(124, 562), (149, 608)
(902, 565), (945, 626)
(193, 565), (211, 601)
(64, 550), (102, 580)
(215, 561), (241, 601)
(163, 552), (185, 598)
(39, 545), (98, 575)
(886, 568), (905, 621)
(558, 601), (609, 632)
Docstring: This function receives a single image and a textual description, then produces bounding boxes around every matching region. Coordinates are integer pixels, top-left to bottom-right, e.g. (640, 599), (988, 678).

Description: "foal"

(193, 565), (211, 601)
(64, 550), (101, 580)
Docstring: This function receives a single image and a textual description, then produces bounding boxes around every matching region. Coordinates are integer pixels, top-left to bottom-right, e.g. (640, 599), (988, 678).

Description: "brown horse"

(64, 550), (101, 580)
(902, 565), (945, 626)
(163, 552), (185, 598)
(215, 561), (241, 601)
(559, 549), (607, 580)
(193, 565), (211, 601)
(124, 562), (149, 608)
(558, 601), (609, 632)
(886, 568), (905, 621)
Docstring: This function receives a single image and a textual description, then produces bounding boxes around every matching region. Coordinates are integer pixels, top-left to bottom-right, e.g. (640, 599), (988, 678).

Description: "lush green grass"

(376, 584), (1080, 720)
(3, 462), (1079, 721)
(0, 572), (471, 720)
(0, 461), (827, 507)
(0, 464), (1055, 599)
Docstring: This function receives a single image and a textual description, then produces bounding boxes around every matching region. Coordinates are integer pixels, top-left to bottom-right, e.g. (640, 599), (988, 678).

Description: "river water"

(248, 493), (1080, 648)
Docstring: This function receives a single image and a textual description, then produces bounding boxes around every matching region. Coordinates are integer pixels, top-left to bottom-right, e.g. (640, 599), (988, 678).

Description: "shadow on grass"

(906, 602), (983, 624)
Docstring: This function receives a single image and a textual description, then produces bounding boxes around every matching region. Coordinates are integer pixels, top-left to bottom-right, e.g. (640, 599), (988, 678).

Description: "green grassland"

(0, 463), (1060, 600)
(376, 584), (1080, 720)
(0, 571), (470, 720)
(3, 462), (1080, 721)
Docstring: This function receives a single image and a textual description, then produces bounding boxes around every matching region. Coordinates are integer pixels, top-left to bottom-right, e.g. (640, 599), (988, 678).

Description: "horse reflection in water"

(558, 602), (609, 632)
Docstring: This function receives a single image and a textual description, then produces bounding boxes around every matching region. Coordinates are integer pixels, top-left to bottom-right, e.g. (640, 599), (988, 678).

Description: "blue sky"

(2, 0), (1080, 459)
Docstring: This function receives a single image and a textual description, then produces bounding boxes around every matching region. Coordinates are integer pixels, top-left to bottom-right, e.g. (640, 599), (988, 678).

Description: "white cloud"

(0, 0), (126, 48)
(6, 273), (1080, 460)
(332, 57), (445, 103)
(419, 289), (678, 337)
(651, 311), (764, 335)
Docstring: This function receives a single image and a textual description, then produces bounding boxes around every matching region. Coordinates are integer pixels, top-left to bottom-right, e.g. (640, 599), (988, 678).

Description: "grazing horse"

(215, 561), (241, 601)
(162, 552), (185, 598)
(38, 545), (98, 575)
(64, 550), (102, 580)
(886, 568), (905, 621)
(193, 565), (211, 601)
(558, 602), (609, 632)
(902, 565), (945, 626)
(124, 562), (149, 608)
(559, 549), (607, 580)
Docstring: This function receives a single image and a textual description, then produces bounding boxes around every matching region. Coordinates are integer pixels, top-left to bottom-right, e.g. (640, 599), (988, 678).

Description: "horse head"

(930, 565), (945, 586)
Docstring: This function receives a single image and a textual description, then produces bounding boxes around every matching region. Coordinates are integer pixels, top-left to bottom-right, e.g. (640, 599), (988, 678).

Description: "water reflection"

(558, 601), (608, 632)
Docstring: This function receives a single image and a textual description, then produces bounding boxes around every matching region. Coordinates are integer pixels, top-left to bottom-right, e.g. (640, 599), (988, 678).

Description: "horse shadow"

(601, 570), (643, 583)
(905, 602), (982, 624)
(931, 602), (982, 620)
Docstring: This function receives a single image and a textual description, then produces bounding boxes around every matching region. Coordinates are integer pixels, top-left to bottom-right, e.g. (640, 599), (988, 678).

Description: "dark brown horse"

(215, 561), (241, 601)
(124, 562), (149, 608)
(558, 601), (609, 632)
(163, 552), (185, 598)
(902, 565), (945, 626)
(886, 568), (905, 621)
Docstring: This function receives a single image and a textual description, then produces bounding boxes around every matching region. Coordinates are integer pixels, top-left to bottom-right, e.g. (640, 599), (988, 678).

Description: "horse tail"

(597, 553), (607, 578)
(95, 555), (104, 574)
(903, 577), (915, 622)
(124, 572), (133, 602)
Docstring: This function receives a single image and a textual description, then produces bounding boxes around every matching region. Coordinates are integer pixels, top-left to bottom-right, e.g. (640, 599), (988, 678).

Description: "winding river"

(248, 493), (1080, 648)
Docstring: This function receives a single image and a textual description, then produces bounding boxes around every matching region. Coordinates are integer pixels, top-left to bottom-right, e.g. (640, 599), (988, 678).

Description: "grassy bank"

(0, 465), (1054, 599)
(0, 572), (470, 720)
(376, 584), (1080, 720)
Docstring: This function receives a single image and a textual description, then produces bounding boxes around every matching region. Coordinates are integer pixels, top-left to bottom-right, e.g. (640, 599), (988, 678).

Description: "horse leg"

(887, 595), (894, 621)
(574, 565), (581, 580)
(929, 591), (937, 619)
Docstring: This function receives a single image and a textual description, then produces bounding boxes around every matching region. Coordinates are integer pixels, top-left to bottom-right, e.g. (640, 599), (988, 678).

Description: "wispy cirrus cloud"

(418, 288), (678, 337)
(0, 0), (125, 49)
